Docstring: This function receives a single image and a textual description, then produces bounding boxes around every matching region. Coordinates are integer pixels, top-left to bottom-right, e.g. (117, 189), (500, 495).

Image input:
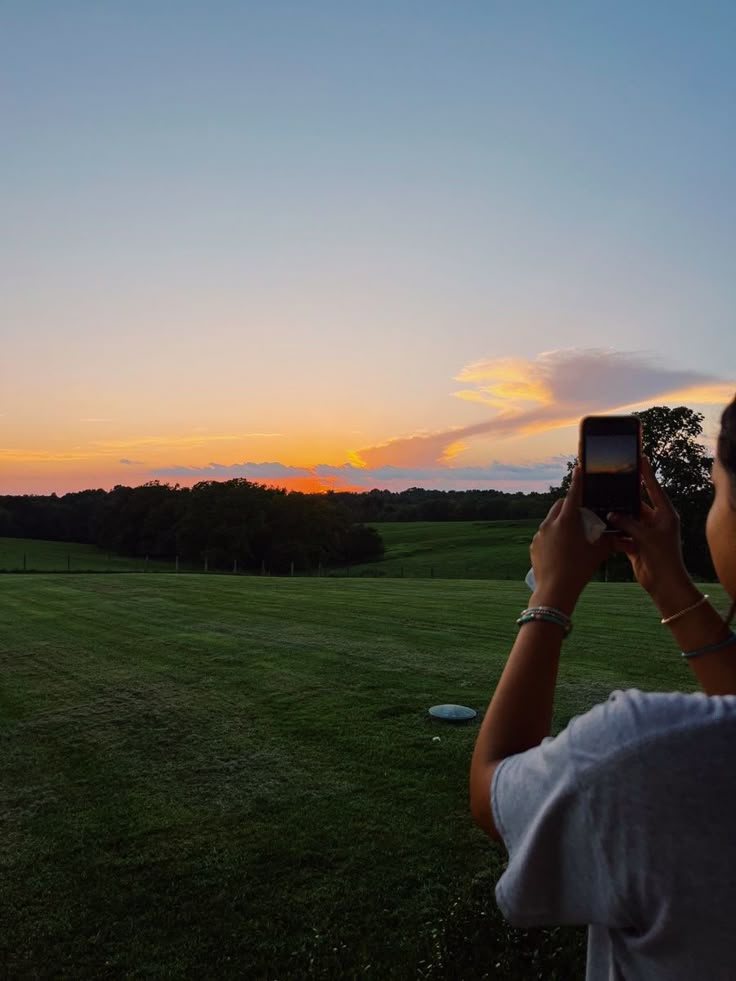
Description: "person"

(469, 394), (736, 980)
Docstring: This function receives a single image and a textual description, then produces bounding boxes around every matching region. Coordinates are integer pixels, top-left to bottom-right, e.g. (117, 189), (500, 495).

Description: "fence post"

(233, 559), (238, 575)
(318, 562), (322, 578)
(290, 561), (294, 577)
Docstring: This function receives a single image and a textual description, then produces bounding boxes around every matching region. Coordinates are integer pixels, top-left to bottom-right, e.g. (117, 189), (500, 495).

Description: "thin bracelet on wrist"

(682, 631), (736, 659)
(661, 593), (709, 625)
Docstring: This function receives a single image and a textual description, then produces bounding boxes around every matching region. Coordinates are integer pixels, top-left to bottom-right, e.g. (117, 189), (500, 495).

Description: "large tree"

(637, 405), (712, 497)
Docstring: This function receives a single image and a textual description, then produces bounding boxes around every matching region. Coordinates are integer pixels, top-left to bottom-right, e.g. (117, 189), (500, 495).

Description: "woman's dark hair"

(717, 396), (736, 625)
(718, 396), (736, 493)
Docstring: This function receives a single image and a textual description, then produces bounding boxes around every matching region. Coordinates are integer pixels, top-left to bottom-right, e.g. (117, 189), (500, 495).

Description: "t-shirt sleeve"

(491, 722), (624, 928)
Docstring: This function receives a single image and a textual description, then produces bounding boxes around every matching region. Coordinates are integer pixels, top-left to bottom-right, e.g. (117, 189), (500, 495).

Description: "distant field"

(351, 520), (538, 580)
(0, 523), (537, 579)
(0, 537), (174, 572)
(2, 574), (725, 980)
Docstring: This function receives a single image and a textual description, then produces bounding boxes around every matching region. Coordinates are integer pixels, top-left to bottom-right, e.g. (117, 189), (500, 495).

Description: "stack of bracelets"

(516, 605), (572, 638)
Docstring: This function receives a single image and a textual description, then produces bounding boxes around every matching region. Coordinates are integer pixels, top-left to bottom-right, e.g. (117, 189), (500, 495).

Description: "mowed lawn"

(1, 575), (723, 980)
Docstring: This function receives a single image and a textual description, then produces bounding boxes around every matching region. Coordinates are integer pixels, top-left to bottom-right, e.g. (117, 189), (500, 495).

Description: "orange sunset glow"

(2, 349), (733, 497)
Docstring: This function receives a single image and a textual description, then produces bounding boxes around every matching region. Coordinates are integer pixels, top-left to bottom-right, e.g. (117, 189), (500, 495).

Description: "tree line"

(0, 406), (717, 578)
(0, 480), (385, 573)
(326, 487), (554, 523)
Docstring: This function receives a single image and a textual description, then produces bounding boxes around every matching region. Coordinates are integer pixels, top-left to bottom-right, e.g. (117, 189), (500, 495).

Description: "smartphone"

(579, 415), (642, 531)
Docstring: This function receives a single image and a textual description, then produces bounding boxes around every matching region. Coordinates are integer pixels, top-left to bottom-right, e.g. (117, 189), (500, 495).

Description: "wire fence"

(0, 553), (525, 580)
(0, 551), (719, 586)
(0, 546), (535, 580)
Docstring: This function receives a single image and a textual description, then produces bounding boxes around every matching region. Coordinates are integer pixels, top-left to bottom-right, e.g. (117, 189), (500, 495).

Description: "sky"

(2, 1), (735, 496)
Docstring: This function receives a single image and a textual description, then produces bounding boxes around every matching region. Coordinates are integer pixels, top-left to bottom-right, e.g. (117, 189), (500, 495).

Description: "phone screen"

(581, 421), (641, 523)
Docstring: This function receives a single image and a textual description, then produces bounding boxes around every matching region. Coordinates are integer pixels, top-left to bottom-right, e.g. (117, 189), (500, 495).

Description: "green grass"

(347, 521), (538, 580)
(1, 575), (728, 979)
(0, 537), (176, 573)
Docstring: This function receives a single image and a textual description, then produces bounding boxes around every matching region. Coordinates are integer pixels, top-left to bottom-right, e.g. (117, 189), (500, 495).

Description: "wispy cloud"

(119, 458), (145, 466)
(314, 459), (571, 486)
(93, 432), (284, 451)
(0, 448), (98, 464)
(351, 349), (735, 469)
(153, 461), (313, 480)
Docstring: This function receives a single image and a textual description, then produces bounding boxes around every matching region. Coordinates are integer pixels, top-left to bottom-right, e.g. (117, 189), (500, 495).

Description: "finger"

(641, 456), (676, 515)
(608, 496), (656, 535)
(539, 498), (564, 528)
(607, 510), (642, 540)
(561, 464), (583, 517)
(610, 536), (638, 555)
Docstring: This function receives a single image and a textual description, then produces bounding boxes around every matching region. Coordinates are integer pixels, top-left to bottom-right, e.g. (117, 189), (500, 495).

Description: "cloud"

(146, 457), (571, 492)
(0, 448), (98, 464)
(153, 461), (313, 480)
(119, 458), (145, 466)
(94, 432), (284, 451)
(351, 348), (735, 469)
(314, 459), (571, 486)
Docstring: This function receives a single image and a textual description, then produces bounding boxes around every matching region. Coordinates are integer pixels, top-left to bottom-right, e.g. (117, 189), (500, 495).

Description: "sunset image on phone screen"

(585, 435), (638, 475)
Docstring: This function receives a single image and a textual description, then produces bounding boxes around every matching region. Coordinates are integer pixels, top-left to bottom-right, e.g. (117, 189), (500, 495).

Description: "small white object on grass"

(432, 736), (441, 742)
(525, 507), (607, 591)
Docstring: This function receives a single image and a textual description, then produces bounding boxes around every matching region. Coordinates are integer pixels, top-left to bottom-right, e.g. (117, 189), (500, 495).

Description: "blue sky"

(2, 1), (735, 493)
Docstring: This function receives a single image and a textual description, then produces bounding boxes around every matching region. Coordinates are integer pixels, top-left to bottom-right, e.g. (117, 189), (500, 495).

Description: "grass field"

(2, 574), (726, 979)
(347, 521), (538, 580)
(0, 537), (174, 573)
(0, 522), (537, 579)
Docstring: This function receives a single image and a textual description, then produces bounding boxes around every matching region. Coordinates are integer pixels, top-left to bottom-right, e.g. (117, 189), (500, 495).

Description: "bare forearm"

(651, 579), (736, 695)
(472, 616), (565, 769)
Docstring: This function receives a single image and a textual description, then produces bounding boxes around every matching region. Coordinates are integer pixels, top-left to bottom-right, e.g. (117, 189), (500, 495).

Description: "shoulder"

(566, 688), (736, 781)
(492, 688), (736, 824)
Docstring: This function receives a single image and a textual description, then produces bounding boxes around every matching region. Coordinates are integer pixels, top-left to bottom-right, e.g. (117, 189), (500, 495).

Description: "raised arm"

(609, 457), (736, 696)
(470, 471), (613, 839)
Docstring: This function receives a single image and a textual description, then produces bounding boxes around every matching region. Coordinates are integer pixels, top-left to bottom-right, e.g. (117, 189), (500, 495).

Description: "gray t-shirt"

(491, 688), (736, 980)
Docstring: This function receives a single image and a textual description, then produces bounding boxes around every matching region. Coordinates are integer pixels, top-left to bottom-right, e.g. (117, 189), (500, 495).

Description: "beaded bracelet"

(681, 631), (736, 659)
(520, 605), (572, 626)
(516, 609), (573, 637)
